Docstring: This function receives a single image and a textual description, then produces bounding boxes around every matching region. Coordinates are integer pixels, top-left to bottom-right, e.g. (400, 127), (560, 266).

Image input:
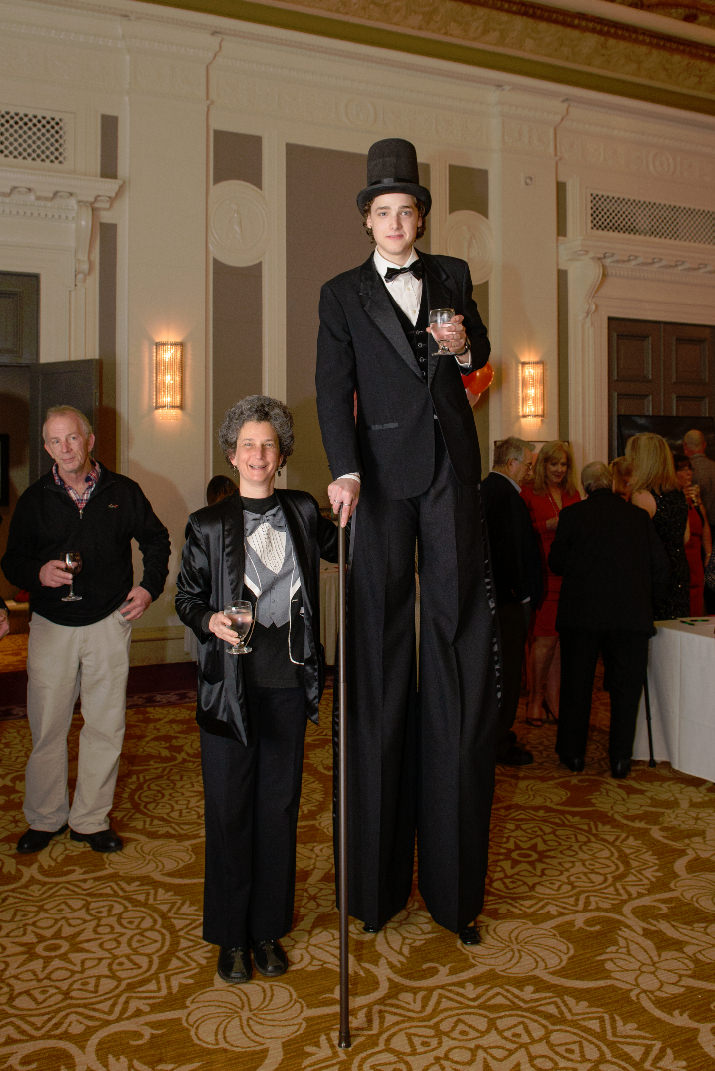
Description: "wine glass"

(224, 600), (253, 655)
(428, 307), (456, 355)
(61, 551), (83, 602)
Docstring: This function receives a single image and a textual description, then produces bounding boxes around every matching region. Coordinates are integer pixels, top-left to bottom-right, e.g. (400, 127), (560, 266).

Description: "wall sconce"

(519, 361), (545, 419)
(154, 342), (183, 411)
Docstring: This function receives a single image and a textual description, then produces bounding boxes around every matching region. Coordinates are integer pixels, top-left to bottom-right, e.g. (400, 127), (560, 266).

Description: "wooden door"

(0, 272), (39, 364)
(28, 360), (99, 482)
(609, 317), (714, 457)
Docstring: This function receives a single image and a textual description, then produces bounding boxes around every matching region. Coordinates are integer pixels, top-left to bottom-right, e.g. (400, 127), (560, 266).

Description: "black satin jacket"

(175, 489), (338, 744)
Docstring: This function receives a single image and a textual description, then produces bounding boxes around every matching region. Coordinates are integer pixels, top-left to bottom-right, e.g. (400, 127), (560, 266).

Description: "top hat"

(356, 138), (432, 216)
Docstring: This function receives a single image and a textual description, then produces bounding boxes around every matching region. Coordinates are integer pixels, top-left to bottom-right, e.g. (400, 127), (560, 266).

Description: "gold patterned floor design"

(1, 673), (714, 1071)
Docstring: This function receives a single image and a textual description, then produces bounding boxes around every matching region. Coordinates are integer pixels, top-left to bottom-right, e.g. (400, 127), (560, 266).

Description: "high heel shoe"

(542, 699), (558, 723)
(525, 706), (545, 727)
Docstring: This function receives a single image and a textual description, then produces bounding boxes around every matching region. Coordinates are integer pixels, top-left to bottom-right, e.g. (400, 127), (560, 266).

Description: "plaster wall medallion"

(208, 180), (268, 267)
(445, 211), (493, 285)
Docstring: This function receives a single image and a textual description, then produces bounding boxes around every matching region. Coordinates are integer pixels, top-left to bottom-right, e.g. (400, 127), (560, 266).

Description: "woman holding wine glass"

(176, 395), (338, 985)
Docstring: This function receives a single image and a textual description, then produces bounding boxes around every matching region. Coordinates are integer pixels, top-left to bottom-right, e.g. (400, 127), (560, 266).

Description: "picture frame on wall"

(0, 434), (8, 507)
(617, 416), (715, 459)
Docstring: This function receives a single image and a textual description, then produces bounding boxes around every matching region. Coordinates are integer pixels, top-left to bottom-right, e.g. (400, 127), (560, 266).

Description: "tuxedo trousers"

(495, 600), (531, 754)
(342, 430), (499, 933)
(200, 686), (306, 948)
(556, 629), (649, 764)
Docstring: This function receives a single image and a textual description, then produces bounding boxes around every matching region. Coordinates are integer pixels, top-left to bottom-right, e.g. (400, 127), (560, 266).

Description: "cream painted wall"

(120, 22), (219, 637)
(1, 0), (714, 659)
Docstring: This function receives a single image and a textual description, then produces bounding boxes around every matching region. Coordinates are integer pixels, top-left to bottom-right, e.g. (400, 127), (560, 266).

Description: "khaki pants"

(24, 611), (132, 833)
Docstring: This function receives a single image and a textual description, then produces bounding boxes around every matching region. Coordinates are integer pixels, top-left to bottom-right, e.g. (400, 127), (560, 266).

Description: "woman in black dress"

(626, 432), (689, 619)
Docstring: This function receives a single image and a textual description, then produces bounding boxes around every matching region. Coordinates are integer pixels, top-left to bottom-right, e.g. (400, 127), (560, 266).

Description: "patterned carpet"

(1, 666), (714, 1071)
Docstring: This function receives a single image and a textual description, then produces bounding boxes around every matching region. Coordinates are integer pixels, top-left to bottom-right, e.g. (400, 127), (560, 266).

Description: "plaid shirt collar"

(52, 460), (101, 512)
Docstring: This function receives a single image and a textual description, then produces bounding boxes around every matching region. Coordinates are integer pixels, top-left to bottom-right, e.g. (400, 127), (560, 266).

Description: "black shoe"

(16, 824), (68, 854)
(363, 922), (381, 934)
(69, 828), (123, 853)
(252, 938), (288, 977)
(458, 923), (481, 946)
(497, 743), (534, 766)
(217, 946), (252, 984)
(560, 755), (585, 773)
(611, 758), (631, 779)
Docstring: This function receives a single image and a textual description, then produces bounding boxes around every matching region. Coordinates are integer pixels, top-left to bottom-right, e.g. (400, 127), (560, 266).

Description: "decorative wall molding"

(559, 236), (715, 280)
(0, 167), (121, 209)
(558, 127), (715, 189)
(0, 166), (122, 282)
(121, 23), (221, 100)
(212, 59), (491, 146)
(446, 211), (494, 284)
(0, 17), (125, 92)
(203, 0), (715, 107)
(208, 180), (269, 267)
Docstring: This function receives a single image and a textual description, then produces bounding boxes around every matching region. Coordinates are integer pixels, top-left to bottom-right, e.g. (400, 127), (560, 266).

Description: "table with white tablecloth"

(633, 617), (715, 781)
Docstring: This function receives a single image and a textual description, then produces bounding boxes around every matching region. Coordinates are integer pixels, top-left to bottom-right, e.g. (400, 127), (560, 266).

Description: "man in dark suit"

(481, 438), (542, 766)
(549, 462), (669, 778)
(315, 139), (499, 944)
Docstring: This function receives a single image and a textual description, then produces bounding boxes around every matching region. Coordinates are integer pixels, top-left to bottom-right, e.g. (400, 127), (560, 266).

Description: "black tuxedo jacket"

(481, 471), (543, 606)
(316, 251), (490, 500)
(548, 489), (670, 634)
(175, 490), (338, 744)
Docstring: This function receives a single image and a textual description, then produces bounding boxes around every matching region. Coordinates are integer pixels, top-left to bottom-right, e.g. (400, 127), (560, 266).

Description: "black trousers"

(343, 431), (499, 933)
(495, 600), (531, 754)
(200, 686), (306, 947)
(556, 628), (649, 764)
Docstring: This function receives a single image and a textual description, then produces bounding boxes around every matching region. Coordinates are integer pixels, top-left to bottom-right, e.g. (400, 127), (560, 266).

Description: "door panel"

(0, 273), (39, 364)
(663, 323), (713, 416)
(609, 319), (662, 454)
(609, 317), (714, 458)
(28, 360), (99, 482)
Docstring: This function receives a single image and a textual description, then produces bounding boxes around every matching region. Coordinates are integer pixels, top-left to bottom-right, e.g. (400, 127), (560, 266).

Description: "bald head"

(581, 461), (611, 495)
(683, 429), (706, 457)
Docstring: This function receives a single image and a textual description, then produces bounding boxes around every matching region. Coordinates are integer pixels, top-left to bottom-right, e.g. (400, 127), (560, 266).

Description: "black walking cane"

(336, 516), (351, 1049)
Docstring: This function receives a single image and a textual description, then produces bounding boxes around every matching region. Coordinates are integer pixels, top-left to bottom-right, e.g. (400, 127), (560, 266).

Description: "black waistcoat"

(385, 283), (429, 381)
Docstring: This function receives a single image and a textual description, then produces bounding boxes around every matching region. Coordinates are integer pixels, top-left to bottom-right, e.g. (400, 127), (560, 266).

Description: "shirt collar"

(373, 247), (419, 279)
(52, 459), (101, 491)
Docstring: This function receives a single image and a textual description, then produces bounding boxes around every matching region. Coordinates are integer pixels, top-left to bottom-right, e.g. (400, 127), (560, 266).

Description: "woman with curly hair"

(627, 432), (689, 619)
(521, 440), (581, 726)
(176, 396), (338, 985)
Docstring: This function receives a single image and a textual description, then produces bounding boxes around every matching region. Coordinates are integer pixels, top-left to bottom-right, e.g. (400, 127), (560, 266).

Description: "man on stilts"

(315, 138), (500, 944)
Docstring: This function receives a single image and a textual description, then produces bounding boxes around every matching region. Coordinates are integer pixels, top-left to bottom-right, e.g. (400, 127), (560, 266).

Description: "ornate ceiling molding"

(5, 0), (714, 113)
(118, 0), (715, 113)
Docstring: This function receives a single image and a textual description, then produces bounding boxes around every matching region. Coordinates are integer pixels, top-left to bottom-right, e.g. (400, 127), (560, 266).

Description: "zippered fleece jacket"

(1, 465), (170, 627)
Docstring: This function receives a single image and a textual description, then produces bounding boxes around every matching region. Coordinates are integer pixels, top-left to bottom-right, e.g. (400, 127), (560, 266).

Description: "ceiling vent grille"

(0, 108), (67, 166)
(590, 192), (715, 246)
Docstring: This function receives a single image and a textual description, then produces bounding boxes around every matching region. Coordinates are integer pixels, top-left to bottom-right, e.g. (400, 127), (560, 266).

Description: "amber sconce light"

(519, 361), (544, 419)
(154, 342), (183, 411)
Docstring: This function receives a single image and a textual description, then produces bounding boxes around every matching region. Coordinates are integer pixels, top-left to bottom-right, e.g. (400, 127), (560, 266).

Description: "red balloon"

(462, 362), (494, 406)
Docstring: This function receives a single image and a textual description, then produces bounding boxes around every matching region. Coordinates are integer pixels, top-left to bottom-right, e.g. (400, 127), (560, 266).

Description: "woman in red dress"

(673, 453), (712, 615)
(521, 441), (580, 726)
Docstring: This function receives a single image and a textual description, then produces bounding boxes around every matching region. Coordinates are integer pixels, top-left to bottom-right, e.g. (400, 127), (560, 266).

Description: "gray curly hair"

(218, 395), (295, 463)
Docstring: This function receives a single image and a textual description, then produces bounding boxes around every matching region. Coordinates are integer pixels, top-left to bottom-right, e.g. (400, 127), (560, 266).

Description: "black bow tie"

(384, 260), (424, 282)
